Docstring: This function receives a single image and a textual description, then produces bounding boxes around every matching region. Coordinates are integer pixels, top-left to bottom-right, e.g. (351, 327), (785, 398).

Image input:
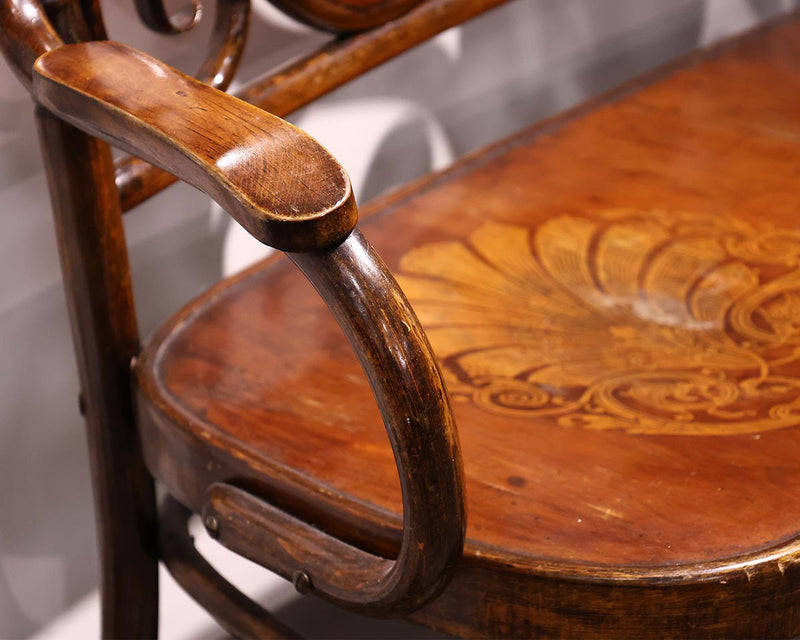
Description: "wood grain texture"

(33, 40), (356, 252)
(115, 0), (512, 212)
(35, 108), (159, 639)
(147, 229), (466, 616)
(135, 12), (800, 637)
(114, 0), (252, 201)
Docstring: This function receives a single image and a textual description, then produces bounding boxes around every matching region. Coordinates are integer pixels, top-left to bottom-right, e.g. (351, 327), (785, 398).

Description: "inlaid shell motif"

(396, 210), (800, 435)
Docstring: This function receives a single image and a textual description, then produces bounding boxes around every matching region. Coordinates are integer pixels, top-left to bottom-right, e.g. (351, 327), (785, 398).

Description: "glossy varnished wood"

(115, 0), (511, 212)
(265, 0), (422, 32)
(195, 0), (251, 91)
(155, 229), (466, 616)
(35, 109), (158, 639)
(115, 0), (253, 212)
(136, 14), (800, 637)
(0, 0), (62, 89)
(33, 32), (466, 619)
(33, 41), (357, 252)
(134, 0), (202, 34)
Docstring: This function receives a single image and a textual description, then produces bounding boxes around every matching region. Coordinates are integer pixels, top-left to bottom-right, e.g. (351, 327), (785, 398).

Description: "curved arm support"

(32, 40), (356, 252)
(202, 230), (465, 615)
(32, 38), (465, 613)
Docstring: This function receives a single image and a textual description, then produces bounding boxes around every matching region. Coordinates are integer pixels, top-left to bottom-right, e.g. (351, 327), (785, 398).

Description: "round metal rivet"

(204, 514), (220, 538)
(293, 570), (312, 594)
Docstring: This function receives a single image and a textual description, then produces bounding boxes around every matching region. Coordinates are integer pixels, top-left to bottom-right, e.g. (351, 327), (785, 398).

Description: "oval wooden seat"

(135, 14), (800, 639)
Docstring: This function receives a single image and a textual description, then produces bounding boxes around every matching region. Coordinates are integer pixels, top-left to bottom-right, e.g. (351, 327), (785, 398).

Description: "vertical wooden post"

(35, 107), (158, 639)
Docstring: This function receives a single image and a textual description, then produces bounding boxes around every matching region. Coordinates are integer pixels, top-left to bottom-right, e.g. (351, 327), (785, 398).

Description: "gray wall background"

(0, 0), (797, 637)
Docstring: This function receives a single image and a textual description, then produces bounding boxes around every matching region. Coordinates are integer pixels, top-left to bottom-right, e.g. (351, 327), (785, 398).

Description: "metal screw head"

(293, 570), (312, 595)
(204, 514), (220, 538)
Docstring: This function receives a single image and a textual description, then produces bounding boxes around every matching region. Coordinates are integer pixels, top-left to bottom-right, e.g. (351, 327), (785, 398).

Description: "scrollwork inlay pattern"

(397, 210), (800, 435)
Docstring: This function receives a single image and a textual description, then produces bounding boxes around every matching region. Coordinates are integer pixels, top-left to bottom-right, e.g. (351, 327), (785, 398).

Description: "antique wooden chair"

(4, 0), (800, 637)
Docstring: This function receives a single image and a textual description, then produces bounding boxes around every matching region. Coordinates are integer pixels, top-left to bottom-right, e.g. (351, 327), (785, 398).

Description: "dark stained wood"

(11, 0), (800, 636)
(197, 229), (465, 616)
(74, 0), (107, 40)
(0, 0), (62, 90)
(115, 0), (511, 212)
(31, 30), (466, 621)
(414, 551), (800, 639)
(134, 13), (800, 637)
(266, 0), (421, 32)
(35, 108), (158, 639)
(41, 0), (93, 45)
(33, 41), (357, 252)
(134, 0), (202, 34)
(196, 0), (251, 91)
(159, 495), (302, 639)
(115, 0), (252, 203)
(238, 0), (508, 123)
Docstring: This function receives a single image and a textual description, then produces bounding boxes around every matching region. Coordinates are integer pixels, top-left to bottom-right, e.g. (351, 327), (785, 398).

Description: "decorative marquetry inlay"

(397, 210), (800, 435)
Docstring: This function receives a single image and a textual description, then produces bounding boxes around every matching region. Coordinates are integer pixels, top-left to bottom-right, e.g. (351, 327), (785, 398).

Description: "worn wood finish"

(35, 108), (158, 639)
(196, 229), (464, 616)
(159, 496), (301, 639)
(135, 13), (800, 637)
(32, 33), (465, 619)
(33, 41), (356, 252)
(266, 0), (421, 32)
(115, 0), (511, 212)
(115, 0), (252, 201)
(414, 549), (800, 639)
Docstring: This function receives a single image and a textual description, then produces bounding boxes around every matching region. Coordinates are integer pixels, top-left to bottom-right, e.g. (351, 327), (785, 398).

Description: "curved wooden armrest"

(200, 231), (466, 616)
(32, 40), (356, 252)
(33, 39), (465, 614)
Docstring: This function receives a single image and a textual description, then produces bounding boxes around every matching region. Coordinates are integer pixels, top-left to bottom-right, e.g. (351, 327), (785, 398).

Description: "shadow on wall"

(0, 0), (796, 637)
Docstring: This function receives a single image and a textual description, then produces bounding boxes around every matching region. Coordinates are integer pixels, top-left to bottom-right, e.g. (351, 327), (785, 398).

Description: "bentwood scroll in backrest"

(1, 0), (512, 215)
(248, 0), (424, 31)
(134, 0), (424, 35)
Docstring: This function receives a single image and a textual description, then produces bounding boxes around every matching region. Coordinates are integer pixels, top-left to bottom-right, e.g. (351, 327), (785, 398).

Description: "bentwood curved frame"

(0, 0), (509, 635)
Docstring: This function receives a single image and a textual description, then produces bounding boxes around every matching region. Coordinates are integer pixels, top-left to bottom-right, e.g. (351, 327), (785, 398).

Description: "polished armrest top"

(32, 40), (357, 252)
(33, 39), (465, 617)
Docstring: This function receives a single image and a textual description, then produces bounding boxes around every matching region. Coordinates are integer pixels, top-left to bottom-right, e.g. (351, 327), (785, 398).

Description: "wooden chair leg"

(35, 107), (159, 639)
(160, 495), (302, 639)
